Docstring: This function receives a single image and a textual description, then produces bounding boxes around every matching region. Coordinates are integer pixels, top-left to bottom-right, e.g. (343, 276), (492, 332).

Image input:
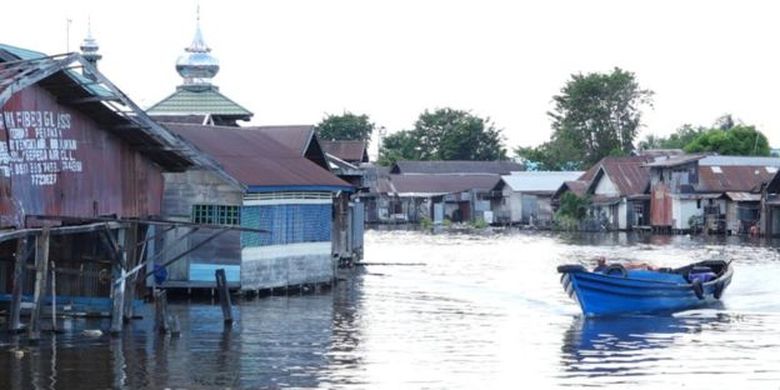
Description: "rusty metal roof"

(590, 156), (654, 197)
(163, 123), (352, 192)
(725, 192), (762, 202)
(0, 53), (195, 171)
(554, 180), (590, 199)
(250, 125), (329, 171)
(252, 125), (314, 155)
(320, 141), (369, 163)
(391, 160), (523, 175)
(385, 174), (500, 196)
(697, 165), (775, 193)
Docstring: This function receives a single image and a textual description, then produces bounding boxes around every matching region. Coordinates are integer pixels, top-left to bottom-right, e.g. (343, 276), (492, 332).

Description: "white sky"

(3, 0), (780, 156)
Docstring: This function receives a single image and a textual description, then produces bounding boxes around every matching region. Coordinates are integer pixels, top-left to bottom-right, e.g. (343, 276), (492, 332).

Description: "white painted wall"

(618, 200), (628, 230)
(594, 174), (619, 196)
(672, 198), (701, 230)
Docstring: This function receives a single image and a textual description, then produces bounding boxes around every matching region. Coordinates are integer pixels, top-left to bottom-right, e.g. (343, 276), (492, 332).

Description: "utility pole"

(66, 18), (72, 52)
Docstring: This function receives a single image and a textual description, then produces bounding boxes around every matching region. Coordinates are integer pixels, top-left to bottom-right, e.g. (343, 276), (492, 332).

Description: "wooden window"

(192, 204), (240, 226)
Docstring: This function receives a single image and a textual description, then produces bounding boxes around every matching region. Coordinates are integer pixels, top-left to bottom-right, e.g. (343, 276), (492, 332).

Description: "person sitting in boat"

(593, 256), (655, 272)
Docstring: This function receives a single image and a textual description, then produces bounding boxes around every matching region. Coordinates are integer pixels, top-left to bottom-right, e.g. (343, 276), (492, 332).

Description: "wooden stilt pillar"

(154, 289), (169, 334)
(50, 262), (57, 333)
(28, 228), (50, 341)
(215, 269), (233, 325)
(8, 237), (29, 333)
(123, 224), (138, 322)
(110, 229), (126, 335)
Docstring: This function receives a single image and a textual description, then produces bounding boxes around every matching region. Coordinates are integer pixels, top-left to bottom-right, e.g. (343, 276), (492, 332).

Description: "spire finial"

(175, 3), (220, 88)
(80, 16), (102, 78)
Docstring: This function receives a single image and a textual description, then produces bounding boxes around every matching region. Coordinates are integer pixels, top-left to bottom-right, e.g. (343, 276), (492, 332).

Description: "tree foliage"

(639, 115), (770, 157)
(315, 111), (374, 141)
(518, 68), (653, 170)
(684, 125), (770, 156)
(638, 124), (704, 150)
(377, 130), (419, 166)
(378, 108), (507, 166)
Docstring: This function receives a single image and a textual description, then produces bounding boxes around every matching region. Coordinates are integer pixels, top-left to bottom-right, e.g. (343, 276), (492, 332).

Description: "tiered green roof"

(147, 86), (252, 118)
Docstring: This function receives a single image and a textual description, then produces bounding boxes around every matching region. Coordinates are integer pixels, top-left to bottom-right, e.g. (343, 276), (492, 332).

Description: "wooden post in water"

(215, 269), (233, 325)
(154, 289), (169, 334)
(8, 237), (29, 333)
(110, 228), (126, 335)
(123, 224), (138, 322)
(50, 262), (57, 333)
(29, 228), (50, 341)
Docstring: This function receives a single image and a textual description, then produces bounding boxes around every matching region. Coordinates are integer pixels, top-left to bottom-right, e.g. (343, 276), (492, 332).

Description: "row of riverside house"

(362, 150), (780, 237)
(0, 17), (364, 335)
(553, 152), (780, 235)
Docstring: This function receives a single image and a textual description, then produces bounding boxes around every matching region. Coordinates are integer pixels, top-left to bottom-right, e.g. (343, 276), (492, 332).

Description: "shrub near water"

(554, 193), (590, 231)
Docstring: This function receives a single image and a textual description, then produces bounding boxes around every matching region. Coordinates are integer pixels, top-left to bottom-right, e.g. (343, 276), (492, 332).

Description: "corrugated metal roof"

(391, 160), (523, 175)
(147, 86), (253, 117)
(559, 180), (589, 197)
(594, 156), (654, 196)
(644, 155), (706, 167)
(163, 123), (352, 191)
(700, 156), (780, 167)
(698, 165), (775, 192)
(500, 171), (583, 192)
(253, 125), (315, 156)
(386, 174), (500, 195)
(0, 43), (113, 98)
(320, 141), (368, 163)
(252, 125), (329, 171)
(725, 192), (762, 202)
(0, 43), (46, 60)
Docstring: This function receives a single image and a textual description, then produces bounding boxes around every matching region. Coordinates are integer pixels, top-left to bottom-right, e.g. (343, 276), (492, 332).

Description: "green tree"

(519, 68), (653, 169)
(315, 111), (375, 141)
(414, 108), (506, 160)
(684, 125), (770, 156)
(377, 130), (421, 166)
(638, 124), (705, 151)
(378, 108), (507, 165)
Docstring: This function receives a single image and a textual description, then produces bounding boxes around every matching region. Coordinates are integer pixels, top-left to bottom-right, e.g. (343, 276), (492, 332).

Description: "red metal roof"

(163, 123), (352, 190)
(320, 141), (368, 163)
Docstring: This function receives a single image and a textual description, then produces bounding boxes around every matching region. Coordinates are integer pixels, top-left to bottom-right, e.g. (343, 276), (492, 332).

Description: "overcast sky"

(2, 0), (779, 155)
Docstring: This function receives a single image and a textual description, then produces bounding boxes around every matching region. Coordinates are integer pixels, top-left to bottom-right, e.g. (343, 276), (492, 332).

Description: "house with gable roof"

(647, 155), (780, 233)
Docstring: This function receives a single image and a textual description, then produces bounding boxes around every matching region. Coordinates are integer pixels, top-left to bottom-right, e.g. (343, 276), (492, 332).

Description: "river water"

(3, 229), (780, 389)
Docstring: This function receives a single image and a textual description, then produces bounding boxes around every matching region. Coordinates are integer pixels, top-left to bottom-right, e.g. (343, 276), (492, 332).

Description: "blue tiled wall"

(241, 204), (332, 248)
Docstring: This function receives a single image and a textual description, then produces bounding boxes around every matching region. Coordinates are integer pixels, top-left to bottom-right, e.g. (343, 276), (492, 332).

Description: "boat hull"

(559, 261), (733, 317)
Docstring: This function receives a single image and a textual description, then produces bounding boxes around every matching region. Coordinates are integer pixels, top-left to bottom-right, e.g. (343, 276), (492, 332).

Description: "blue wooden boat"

(557, 260), (733, 317)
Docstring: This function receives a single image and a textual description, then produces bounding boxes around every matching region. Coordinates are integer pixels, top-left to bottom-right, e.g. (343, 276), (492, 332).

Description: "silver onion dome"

(176, 17), (219, 87)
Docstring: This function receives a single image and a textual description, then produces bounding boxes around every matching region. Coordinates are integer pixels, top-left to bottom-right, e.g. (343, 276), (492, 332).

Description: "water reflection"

(559, 310), (737, 383)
